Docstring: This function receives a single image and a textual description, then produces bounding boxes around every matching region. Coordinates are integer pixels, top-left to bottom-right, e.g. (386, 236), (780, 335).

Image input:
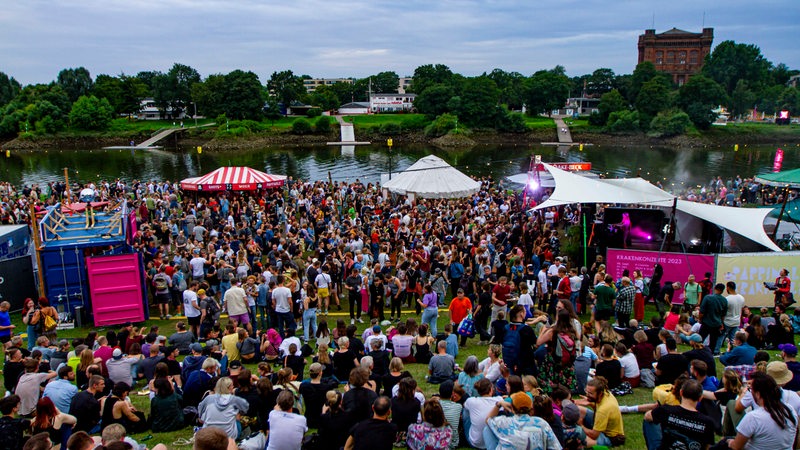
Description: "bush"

(291, 118), (312, 135)
(379, 122), (402, 135)
(424, 113), (458, 137)
(315, 115), (332, 134)
(649, 109), (692, 137)
(606, 110), (640, 133)
(306, 108), (322, 118)
(402, 115), (429, 130)
(588, 111), (605, 126)
(69, 95), (114, 131)
(495, 110), (528, 133)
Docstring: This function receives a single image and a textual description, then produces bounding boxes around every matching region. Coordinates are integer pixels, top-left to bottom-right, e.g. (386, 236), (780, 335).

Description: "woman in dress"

(536, 309), (578, 393)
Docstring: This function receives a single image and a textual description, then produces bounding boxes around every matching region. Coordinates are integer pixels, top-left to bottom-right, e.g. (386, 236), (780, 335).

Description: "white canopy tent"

(506, 171), (599, 188)
(382, 155), (481, 200)
(532, 163), (781, 251)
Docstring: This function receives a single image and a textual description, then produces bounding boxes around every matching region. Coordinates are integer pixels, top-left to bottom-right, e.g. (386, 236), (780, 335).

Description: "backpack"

(43, 311), (58, 332)
(553, 332), (576, 367)
(502, 323), (522, 368)
(642, 277), (651, 297)
(154, 275), (168, 291)
(173, 272), (187, 291)
(204, 299), (220, 323)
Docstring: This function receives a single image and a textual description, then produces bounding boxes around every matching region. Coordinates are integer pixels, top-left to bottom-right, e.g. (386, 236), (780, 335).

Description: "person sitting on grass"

(198, 377), (250, 439)
(428, 340), (457, 384)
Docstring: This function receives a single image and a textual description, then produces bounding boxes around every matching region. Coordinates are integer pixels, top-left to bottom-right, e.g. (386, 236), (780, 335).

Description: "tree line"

(0, 39), (796, 138)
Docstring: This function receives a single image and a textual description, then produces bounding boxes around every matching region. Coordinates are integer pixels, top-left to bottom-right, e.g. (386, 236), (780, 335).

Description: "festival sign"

(535, 162), (592, 172)
(606, 249), (715, 303)
(715, 252), (800, 307)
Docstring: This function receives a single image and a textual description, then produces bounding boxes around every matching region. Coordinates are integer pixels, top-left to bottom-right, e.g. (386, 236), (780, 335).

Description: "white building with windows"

(303, 78), (353, 93)
(369, 93), (415, 113)
(136, 98), (186, 120)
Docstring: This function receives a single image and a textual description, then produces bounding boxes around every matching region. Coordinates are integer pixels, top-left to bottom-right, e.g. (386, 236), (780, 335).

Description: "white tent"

(506, 170), (599, 188)
(382, 155), (480, 199)
(532, 163), (781, 252)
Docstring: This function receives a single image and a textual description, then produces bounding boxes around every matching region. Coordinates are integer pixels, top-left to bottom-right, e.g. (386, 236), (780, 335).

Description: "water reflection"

(1, 143), (797, 192)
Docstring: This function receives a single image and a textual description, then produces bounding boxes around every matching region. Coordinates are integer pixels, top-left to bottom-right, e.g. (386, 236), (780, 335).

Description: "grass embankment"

(2, 301), (782, 449)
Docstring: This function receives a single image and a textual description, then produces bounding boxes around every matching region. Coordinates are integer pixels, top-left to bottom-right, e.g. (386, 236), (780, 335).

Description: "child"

(615, 342), (640, 387)
(654, 329), (671, 360)
(522, 375), (541, 398)
(443, 323), (458, 358)
(517, 283), (534, 319)
(632, 330), (655, 388)
(489, 310), (508, 345)
(561, 400), (588, 449)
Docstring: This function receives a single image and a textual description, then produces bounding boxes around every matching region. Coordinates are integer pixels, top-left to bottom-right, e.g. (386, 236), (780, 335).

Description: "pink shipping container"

(86, 253), (147, 325)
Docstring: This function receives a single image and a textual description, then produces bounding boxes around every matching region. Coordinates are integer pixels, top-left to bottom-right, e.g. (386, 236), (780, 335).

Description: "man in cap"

(105, 348), (141, 387)
(181, 343), (206, 382)
(779, 343), (800, 391)
(484, 391), (561, 449)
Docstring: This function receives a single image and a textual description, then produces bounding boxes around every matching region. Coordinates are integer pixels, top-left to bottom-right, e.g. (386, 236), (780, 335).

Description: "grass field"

(523, 116), (556, 130)
(2, 302), (788, 449)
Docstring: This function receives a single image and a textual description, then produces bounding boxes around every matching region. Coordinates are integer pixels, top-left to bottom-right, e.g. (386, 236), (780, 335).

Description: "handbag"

(457, 313), (476, 338)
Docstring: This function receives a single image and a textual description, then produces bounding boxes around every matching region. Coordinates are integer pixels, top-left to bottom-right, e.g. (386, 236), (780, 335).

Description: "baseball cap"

(197, 289), (206, 296)
(561, 400), (580, 425)
(190, 343), (203, 353)
(779, 343), (798, 356)
(510, 392), (533, 411)
(229, 360), (243, 371)
(372, 325), (381, 333)
(688, 334), (703, 343)
(112, 348), (123, 360)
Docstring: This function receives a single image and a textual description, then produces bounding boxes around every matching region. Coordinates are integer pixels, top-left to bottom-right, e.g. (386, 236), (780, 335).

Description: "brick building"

(637, 28), (714, 85)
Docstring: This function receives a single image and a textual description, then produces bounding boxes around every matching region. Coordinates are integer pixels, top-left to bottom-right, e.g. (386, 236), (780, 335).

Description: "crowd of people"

(0, 171), (798, 450)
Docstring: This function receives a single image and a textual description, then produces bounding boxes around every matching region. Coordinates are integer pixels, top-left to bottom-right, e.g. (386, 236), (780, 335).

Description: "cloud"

(0, 0), (797, 84)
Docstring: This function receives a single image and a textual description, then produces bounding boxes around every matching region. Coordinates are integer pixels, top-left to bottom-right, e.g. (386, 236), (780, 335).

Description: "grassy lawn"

(523, 116), (556, 130)
(344, 114), (429, 130)
(3, 302), (785, 449)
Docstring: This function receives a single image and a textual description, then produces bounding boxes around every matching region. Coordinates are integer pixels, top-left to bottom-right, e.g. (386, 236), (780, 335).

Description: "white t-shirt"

(272, 286), (293, 313)
(569, 275), (582, 292)
(740, 388), (800, 417)
(189, 257), (206, 277)
(315, 273), (332, 289)
(279, 336), (303, 357)
(724, 293), (745, 328)
(183, 290), (201, 318)
(619, 352), (640, 378)
(517, 293), (533, 307)
(547, 264), (560, 277)
(479, 357), (502, 383)
(538, 271), (549, 294)
(736, 406), (798, 450)
(267, 410), (307, 450)
(464, 395), (503, 448)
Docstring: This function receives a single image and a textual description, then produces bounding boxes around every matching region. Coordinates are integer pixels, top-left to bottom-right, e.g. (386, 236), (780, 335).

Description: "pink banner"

(773, 148), (784, 172)
(606, 249), (716, 303)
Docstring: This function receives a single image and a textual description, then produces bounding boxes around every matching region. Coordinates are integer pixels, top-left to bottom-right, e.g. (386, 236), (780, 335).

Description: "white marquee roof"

(383, 155), (480, 199)
(532, 163), (781, 251)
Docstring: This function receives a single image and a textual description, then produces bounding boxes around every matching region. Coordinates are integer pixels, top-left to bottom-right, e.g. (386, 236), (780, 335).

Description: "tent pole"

(29, 203), (46, 297)
(582, 211), (587, 267)
(772, 186), (790, 241)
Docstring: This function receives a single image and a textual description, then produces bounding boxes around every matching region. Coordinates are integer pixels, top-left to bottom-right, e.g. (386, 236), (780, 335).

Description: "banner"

(606, 249), (716, 303)
(716, 252), (800, 307)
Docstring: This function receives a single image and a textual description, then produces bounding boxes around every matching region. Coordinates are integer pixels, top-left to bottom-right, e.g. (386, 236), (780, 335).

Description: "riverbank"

(2, 121), (799, 150)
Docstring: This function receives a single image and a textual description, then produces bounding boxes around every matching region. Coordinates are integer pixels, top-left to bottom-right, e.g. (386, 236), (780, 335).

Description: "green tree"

(730, 80), (757, 118)
(424, 113), (458, 137)
(329, 81), (356, 106)
(628, 62), (663, 103)
(486, 69), (526, 110)
(117, 74), (149, 116)
(222, 70), (265, 120)
(770, 63), (798, 86)
(596, 89), (628, 125)
(635, 77), (673, 128)
(57, 67), (93, 103)
(135, 71), (161, 95)
(358, 71), (399, 94)
(410, 64), (454, 95)
(92, 75), (123, 113)
(702, 41), (772, 94)
(755, 84), (784, 115)
(606, 110), (640, 133)
(69, 95), (114, 130)
(191, 74), (226, 118)
(649, 109), (692, 137)
(0, 72), (21, 107)
(587, 68), (616, 96)
(778, 87), (800, 115)
(291, 118), (312, 134)
(452, 76), (499, 127)
(677, 75), (727, 129)
(413, 83), (455, 117)
(310, 85), (341, 111)
(268, 70), (305, 106)
(315, 115), (332, 133)
(524, 68), (570, 115)
(263, 100), (282, 124)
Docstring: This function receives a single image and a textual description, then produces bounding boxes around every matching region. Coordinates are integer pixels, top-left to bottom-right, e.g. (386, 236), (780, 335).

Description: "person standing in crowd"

(614, 277), (636, 328)
(698, 283), (728, 356)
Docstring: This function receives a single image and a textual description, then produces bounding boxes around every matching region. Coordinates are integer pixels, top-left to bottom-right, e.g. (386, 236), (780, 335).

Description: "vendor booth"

(180, 166), (287, 191)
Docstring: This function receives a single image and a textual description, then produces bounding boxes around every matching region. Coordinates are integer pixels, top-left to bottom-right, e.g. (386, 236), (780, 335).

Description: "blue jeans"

(26, 325), (37, 351)
(569, 291), (579, 311)
(584, 409), (614, 447)
(219, 281), (231, 304)
(276, 311), (295, 337)
(717, 325), (738, 354)
(422, 307), (439, 338)
(303, 308), (318, 342)
(643, 420), (662, 450)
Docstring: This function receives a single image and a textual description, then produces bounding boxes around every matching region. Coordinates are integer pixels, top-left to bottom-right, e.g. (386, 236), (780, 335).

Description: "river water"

(2, 143), (799, 192)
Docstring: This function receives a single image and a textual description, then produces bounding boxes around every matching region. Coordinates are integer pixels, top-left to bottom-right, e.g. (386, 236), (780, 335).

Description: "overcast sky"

(1, 0), (798, 85)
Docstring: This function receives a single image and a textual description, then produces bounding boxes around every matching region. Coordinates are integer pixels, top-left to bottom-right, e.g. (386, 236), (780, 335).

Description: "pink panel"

(86, 254), (145, 325)
(606, 249), (716, 304)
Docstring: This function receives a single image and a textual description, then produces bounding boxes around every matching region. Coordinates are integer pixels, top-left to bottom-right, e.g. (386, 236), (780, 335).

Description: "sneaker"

(297, 325), (303, 330)
(160, 315), (165, 320)
(357, 318), (364, 324)
(165, 315), (171, 320)
(390, 317), (395, 322)
(350, 319), (355, 325)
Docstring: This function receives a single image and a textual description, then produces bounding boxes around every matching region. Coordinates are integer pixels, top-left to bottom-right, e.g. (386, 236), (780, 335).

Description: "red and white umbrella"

(180, 167), (286, 191)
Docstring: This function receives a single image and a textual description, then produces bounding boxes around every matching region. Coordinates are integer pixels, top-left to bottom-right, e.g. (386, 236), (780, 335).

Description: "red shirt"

(449, 296), (473, 325)
(557, 276), (571, 299)
(492, 284), (511, 306)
